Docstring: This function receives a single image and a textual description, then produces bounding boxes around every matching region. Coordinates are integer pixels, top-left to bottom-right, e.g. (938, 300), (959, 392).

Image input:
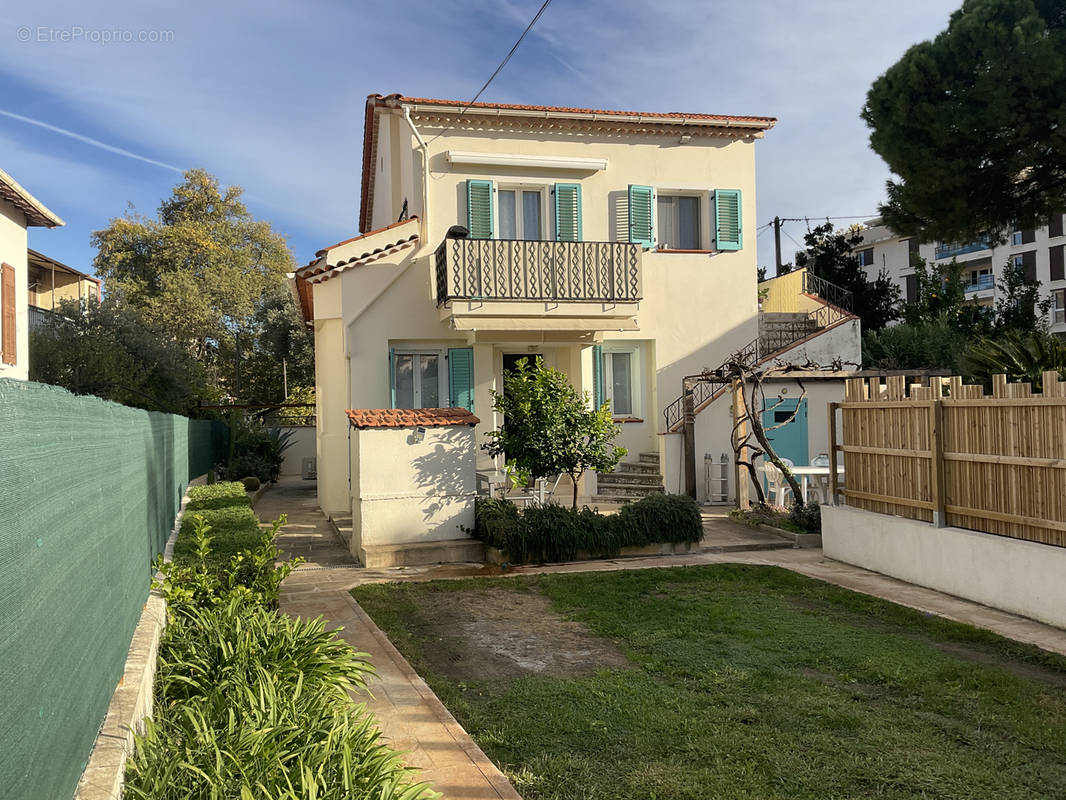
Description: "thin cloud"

(0, 109), (183, 173)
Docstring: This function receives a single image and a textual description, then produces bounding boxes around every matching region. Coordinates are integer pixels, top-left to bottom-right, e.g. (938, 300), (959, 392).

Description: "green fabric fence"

(0, 379), (228, 800)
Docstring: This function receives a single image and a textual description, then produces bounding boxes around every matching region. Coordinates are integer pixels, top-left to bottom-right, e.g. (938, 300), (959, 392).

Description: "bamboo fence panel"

(829, 372), (1066, 547)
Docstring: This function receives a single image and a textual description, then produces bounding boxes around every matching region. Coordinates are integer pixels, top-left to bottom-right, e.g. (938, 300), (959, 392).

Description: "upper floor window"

(498, 186), (546, 241)
(656, 195), (701, 250)
(856, 248), (874, 268)
(1053, 289), (1065, 325)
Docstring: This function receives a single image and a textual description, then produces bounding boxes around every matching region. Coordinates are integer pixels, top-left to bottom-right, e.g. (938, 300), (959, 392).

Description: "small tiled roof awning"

(346, 408), (480, 429)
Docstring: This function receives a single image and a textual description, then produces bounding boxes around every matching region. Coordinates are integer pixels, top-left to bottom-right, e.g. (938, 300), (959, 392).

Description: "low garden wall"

(823, 505), (1066, 630)
(0, 379), (227, 800)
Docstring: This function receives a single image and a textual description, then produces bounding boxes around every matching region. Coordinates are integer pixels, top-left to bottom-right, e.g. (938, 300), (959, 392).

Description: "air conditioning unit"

(301, 457), (317, 480)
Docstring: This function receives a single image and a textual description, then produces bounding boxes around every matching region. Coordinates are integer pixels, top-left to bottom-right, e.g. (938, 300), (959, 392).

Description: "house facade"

(855, 217), (1066, 334)
(293, 94), (859, 534)
(27, 249), (101, 330)
(0, 168), (64, 381)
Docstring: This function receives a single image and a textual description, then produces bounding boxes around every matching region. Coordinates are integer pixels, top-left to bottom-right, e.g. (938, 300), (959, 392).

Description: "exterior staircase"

(592, 452), (665, 504)
(758, 311), (819, 355)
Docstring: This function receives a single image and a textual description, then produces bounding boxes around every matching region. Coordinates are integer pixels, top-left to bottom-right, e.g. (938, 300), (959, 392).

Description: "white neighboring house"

(291, 94), (861, 559)
(855, 216), (1066, 334)
(0, 168), (64, 381)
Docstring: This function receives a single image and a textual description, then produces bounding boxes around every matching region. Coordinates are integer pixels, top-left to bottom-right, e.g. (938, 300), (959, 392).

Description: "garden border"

(73, 475), (205, 800)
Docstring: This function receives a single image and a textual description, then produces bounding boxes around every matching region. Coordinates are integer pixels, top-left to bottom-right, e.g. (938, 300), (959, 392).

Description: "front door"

(502, 352), (542, 380)
(762, 398), (808, 466)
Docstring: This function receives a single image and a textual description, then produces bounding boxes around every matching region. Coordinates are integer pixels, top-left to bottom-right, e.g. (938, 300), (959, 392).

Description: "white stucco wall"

(350, 424), (476, 558)
(823, 505), (1066, 630)
(279, 426), (316, 476)
(0, 199), (29, 381)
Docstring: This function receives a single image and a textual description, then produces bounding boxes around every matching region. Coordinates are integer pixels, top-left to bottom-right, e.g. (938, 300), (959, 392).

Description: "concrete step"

(759, 311), (811, 325)
(638, 452), (660, 465)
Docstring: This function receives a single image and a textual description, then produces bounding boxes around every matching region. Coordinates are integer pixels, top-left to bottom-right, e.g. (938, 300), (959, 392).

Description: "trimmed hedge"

(474, 493), (703, 564)
(175, 482), (261, 567)
(185, 481), (250, 512)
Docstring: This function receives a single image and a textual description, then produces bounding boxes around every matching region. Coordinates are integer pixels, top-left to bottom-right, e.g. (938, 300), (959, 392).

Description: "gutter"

(403, 106), (429, 246)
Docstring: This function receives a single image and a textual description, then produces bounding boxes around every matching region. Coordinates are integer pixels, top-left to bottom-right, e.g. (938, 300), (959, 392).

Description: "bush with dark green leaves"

(474, 493), (703, 564)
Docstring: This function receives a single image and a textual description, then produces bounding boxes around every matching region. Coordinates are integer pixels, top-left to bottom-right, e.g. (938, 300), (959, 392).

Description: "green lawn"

(173, 482), (262, 566)
(352, 565), (1066, 800)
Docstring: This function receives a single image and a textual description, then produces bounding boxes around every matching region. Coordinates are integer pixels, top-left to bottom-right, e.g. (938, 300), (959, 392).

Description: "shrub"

(242, 475), (261, 492)
(474, 493), (703, 564)
(226, 423), (296, 483)
(789, 502), (821, 534)
(127, 598), (433, 800)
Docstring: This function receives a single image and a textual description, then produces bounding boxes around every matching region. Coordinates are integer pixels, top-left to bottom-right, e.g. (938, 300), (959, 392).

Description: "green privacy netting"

(0, 378), (228, 800)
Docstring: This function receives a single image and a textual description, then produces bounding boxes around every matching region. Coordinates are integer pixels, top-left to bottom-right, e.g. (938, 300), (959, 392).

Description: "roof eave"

(0, 168), (64, 228)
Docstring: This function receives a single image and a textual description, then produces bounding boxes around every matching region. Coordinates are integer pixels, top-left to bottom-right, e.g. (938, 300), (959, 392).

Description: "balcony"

(935, 239), (991, 260)
(964, 273), (995, 293)
(434, 238), (643, 333)
(28, 305), (55, 331)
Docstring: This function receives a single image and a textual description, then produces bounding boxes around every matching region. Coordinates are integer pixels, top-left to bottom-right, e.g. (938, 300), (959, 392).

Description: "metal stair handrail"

(801, 271), (853, 312)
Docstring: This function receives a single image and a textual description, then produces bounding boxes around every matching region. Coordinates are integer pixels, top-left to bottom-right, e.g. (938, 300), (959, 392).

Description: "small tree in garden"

(717, 351), (855, 509)
(484, 358), (626, 509)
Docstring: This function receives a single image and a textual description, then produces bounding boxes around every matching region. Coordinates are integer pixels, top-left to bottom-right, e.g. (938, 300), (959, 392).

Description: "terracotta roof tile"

(398, 95), (777, 127)
(346, 407), (480, 429)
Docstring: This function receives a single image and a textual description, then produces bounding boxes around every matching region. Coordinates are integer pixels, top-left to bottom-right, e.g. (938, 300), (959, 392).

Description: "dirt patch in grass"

(931, 641), (1066, 688)
(403, 587), (629, 682)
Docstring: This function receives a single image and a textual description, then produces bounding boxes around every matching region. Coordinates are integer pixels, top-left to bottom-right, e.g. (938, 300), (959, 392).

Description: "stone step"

(638, 452), (660, 465)
(615, 461), (660, 475)
(594, 483), (665, 498)
(598, 471), (665, 487)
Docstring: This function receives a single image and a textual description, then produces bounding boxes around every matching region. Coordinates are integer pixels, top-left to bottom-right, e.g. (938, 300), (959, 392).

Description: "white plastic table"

(790, 465), (845, 503)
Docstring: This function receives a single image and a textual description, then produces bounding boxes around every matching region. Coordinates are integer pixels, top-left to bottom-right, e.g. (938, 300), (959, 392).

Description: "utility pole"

(773, 216), (783, 276)
(282, 358), (288, 400)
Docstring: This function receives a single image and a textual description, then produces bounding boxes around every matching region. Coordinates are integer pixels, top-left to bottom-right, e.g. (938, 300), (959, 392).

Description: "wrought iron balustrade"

(801, 271), (853, 312)
(434, 238), (642, 305)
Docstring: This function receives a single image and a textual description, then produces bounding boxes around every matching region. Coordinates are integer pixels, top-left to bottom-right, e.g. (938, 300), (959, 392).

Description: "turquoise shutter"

(388, 349), (396, 408)
(554, 183), (582, 242)
(467, 180), (494, 239)
(592, 344), (605, 409)
(448, 347), (475, 412)
(628, 185), (654, 248)
(714, 189), (742, 251)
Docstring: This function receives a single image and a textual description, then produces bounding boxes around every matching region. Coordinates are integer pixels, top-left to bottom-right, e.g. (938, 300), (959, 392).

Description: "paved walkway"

(263, 478), (1066, 800)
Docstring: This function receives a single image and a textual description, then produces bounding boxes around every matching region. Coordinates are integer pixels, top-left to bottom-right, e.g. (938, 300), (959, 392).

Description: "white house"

(292, 94), (860, 562)
(855, 216), (1066, 334)
(0, 168), (64, 381)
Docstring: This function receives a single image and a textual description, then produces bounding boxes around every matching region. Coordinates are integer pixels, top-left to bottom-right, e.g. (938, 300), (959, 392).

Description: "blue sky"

(0, 0), (960, 278)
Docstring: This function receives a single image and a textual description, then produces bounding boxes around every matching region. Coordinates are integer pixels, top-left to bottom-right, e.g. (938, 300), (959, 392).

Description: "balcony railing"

(964, 274), (995, 293)
(935, 239), (991, 260)
(435, 238), (642, 305)
(28, 305), (55, 331)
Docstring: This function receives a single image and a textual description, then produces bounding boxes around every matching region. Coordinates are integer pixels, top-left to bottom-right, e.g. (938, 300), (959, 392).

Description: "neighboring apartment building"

(28, 249), (101, 330)
(856, 217), (1066, 335)
(292, 94), (859, 554)
(0, 168), (64, 381)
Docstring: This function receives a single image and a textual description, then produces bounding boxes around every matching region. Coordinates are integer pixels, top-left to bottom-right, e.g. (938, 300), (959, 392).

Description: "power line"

(428, 0), (555, 144)
(783, 229), (807, 253)
(760, 214), (879, 227)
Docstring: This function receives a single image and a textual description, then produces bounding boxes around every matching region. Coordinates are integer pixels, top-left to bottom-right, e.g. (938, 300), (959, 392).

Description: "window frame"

(1054, 289), (1065, 325)
(390, 348), (448, 410)
(602, 343), (642, 419)
(496, 183), (550, 241)
(655, 191), (703, 251)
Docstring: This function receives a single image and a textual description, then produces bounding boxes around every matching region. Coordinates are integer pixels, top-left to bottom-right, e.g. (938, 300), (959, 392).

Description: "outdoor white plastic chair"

(762, 458), (795, 507)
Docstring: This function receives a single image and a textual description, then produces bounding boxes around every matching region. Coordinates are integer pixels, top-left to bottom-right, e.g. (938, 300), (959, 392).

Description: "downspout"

(402, 106), (429, 245)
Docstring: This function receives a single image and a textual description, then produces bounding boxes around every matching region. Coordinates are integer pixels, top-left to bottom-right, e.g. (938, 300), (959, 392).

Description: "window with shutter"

(1, 263), (15, 366)
(447, 348), (475, 412)
(1051, 245), (1065, 282)
(627, 185), (653, 248)
(554, 183), (582, 242)
(714, 189), (742, 251)
(466, 180), (494, 239)
(905, 274), (918, 304)
(591, 344), (605, 409)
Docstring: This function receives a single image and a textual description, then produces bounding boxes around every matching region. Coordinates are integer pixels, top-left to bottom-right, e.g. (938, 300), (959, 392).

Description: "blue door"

(762, 398), (808, 467)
